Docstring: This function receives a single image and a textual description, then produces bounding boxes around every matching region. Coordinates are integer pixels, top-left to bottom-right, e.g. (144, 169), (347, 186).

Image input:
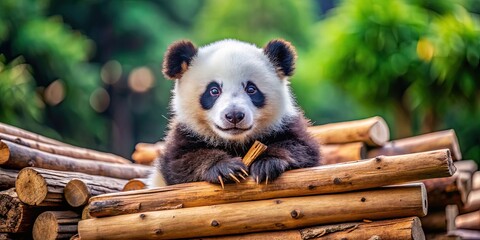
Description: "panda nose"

(225, 111), (245, 124)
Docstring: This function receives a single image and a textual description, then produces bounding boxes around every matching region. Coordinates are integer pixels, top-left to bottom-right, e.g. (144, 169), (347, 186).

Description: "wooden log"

(0, 140), (151, 179)
(462, 190), (480, 213)
(455, 160), (478, 175)
(199, 217), (424, 240)
(422, 210), (447, 231)
(0, 188), (48, 233)
(131, 142), (164, 165)
(367, 129), (462, 160)
(16, 167), (127, 206)
(321, 142), (366, 164)
(0, 168), (17, 190)
(33, 211), (80, 240)
(0, 132), (130, 164)
(0, 233), (31, 240)
(88, 149), (453, 218)
(64, 177), (128, 208)
(307, 116), (389, 146)
(455, 211), (480, 230)
(473, 172), (480, 190)
(122, 178), (147, 191)
(0, 122), (66, 146)
(78, 184), (427, 240)
(424, 172), (471, 209)
(448, 229), (480, 239)
(447, 205), (459, 232)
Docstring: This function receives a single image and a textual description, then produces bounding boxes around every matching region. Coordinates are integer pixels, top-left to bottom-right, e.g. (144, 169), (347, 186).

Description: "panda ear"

(263, 39), (297, 78)
(162, 40), (198, 80)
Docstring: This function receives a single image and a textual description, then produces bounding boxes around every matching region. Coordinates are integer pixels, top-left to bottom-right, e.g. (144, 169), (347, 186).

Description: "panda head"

(163, 39), (298, 145)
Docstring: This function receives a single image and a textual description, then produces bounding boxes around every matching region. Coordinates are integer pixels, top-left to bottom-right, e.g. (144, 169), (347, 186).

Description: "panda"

(149, 39), (320, 187)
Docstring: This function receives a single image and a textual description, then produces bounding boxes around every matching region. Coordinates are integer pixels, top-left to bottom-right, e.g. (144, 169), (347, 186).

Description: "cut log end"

(411, 217), (426, 240)
(420, 183), (428, 217)
(0, 141), (9, 164)
(368, 117), (390, 146)
(122, 179), (147, 191)
(65, 179), (90, 207)
(15, 168), (48, 206)
(32, 212), (60, 240)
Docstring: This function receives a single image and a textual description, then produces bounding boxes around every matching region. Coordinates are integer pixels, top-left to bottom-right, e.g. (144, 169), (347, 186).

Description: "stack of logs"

(0, 116), (474, 239)
(0, 123), (152, 239)
(76, 116), (459, 239)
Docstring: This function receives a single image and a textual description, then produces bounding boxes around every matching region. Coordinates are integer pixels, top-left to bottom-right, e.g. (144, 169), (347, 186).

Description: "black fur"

(200, 82), (221, 110)
(263, 39), (297, 77)
(246, 81), (265, 108)
(162, 40), (197, 80)
(160, 115), (320, 185)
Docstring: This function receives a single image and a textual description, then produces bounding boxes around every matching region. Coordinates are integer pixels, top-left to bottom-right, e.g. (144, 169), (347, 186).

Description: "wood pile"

(0, 117), (472, 239)
(0, 122), (152, 239)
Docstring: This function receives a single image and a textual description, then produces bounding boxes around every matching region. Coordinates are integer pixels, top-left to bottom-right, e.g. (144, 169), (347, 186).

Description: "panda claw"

(218, 176), (225, 189)
(229, 173), (241, 183)
(265, 176), (269, 185)
(238, 174), (246, 180)
(240, 168), (249, 176)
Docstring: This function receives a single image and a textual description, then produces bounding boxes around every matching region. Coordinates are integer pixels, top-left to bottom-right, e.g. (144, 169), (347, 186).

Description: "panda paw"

(204, 157), (248, 188)
(249, 157), (289, 184)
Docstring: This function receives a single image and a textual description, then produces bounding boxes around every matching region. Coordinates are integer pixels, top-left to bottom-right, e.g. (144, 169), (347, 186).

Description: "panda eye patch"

(210, 87), (221, 96)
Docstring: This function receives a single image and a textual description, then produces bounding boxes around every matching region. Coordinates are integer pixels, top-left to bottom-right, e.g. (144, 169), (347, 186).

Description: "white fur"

(173, 39), (298, 145)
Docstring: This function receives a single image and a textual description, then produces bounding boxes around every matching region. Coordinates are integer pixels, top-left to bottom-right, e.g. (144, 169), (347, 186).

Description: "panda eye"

(209, 87), (221, 97)
(245, 85), (257, 94)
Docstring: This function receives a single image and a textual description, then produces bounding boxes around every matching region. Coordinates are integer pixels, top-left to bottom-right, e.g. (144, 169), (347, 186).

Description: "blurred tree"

(310, 0), (480, 137)
(0, 0), (106, 146)
(195, 0), (315, 48)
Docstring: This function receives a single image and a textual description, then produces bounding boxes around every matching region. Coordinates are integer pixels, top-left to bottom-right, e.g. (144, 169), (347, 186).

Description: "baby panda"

(149, 39), (320, 187)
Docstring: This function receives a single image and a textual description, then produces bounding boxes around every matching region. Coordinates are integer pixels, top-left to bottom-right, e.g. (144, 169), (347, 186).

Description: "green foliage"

(195, 0), (315, 47)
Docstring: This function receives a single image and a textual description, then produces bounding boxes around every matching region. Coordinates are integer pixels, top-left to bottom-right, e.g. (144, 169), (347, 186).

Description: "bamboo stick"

(321, 142), (366, 164)
(0, 168), (17, 190)
(64, 177), (127, 207)
(88, 149), (453, 218)
(15, 167), (126, 206)
(78, 184), (427, 240)
(242, 141), (267, 167)
(0, 122), (66, 146)
(0, 140), (151, 179)
(32, 211), (80, 240)
(0, 132), (130, 164)
(122, 178), (147, 191)
(455, 211), (480, 230)
(200, 217), (424, 240)
(307, 116), (389, 146)
(0, 188), (48, 233)
(368, 130), (462, 160)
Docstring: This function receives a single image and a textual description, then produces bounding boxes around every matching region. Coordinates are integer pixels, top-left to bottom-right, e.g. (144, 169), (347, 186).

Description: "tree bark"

(321, 142), (366, 164)
(122, 178), (147, 191)
(199, 217), (424, 240)
(0, 140), (151, 180)
(0, 132), (130, 164)
(0, 168), (17, 190)
(0, 188), (47, 233)
(78, 184), (427, 240)
(64, 177), (127, 207)
(32, 211), (80, 240)
(15, 167), (126, 206)
(88, 149), (453, 218)
(307, 116), (389, 146)
(367, 130), (462, 161)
